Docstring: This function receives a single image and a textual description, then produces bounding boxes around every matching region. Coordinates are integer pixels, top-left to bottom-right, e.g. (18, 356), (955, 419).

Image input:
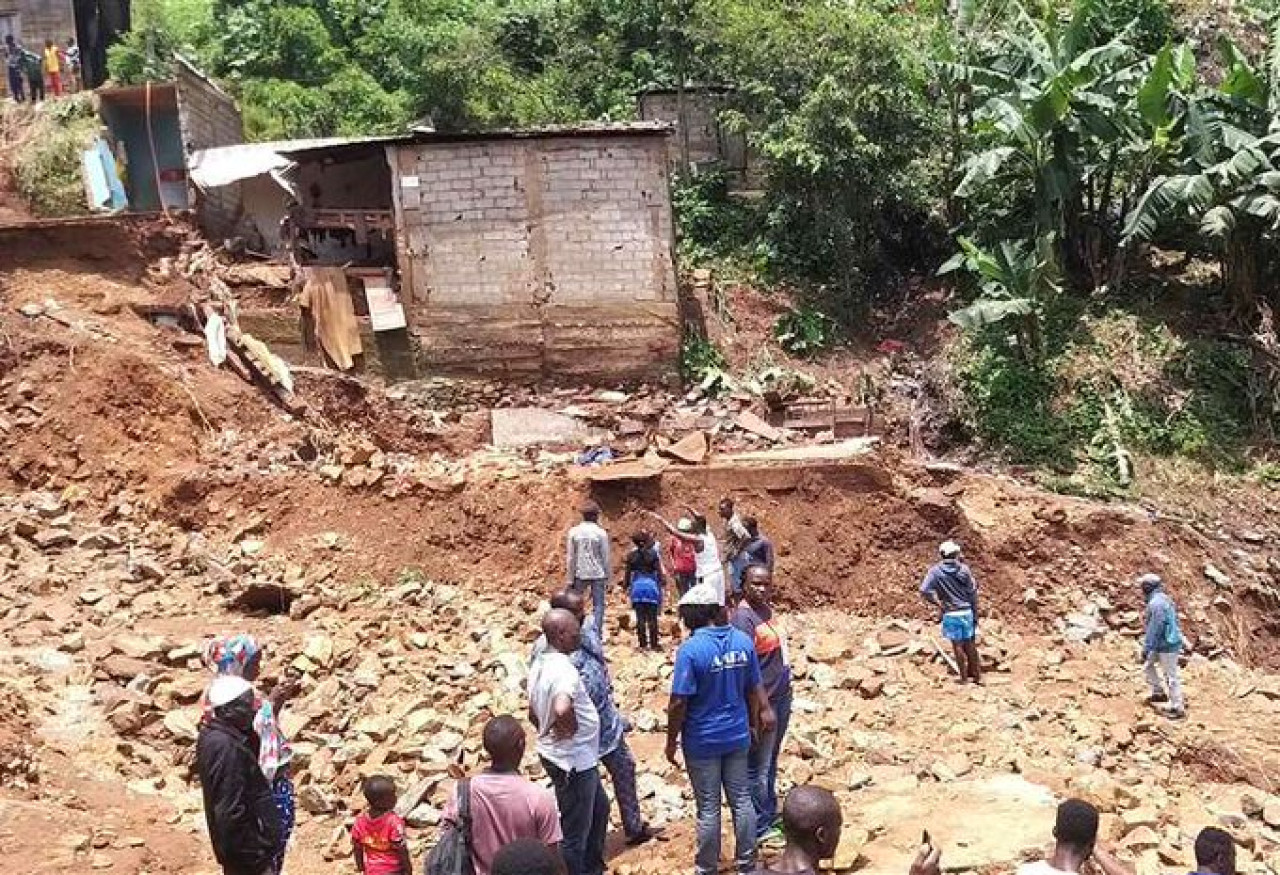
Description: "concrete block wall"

(0, 0), (76, 46)
(175, 60), (244, 238)
(390, 133), (680, 382)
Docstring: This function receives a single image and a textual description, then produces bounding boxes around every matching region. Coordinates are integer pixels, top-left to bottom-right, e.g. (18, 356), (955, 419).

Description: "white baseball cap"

(678, 583), (721, 607)
(207, 675), (254, 708)
(677, 518), (694, 532)
(939, 540), (962, 558)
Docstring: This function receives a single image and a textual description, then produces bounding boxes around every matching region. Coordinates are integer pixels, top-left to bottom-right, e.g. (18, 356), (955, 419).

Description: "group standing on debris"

(193, 496), (1194, 875)
(4, 33), (79, 103)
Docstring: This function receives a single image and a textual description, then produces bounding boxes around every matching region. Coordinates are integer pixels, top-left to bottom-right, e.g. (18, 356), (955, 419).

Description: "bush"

(774, 307), (836, 358)
(10, 96), (99, 217)
(671, 168), (755, 265)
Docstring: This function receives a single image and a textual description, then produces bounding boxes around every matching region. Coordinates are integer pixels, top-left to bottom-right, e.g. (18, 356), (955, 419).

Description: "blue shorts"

(942, 609), (976, 642)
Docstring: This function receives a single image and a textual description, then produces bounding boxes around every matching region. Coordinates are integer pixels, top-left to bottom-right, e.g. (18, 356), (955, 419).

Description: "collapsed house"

(89, 57), (243, 217)
(189, 123), (682, 384)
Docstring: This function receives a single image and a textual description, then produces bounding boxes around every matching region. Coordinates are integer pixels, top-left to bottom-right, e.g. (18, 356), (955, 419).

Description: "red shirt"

(352, 811), (407, 875)
(669, 536), (696, 574)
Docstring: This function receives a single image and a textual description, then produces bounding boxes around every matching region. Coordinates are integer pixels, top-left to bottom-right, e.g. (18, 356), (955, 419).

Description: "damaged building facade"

(191, 124), (681, 384)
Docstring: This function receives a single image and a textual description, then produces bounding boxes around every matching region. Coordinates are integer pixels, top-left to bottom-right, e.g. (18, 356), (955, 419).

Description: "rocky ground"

(3, 219), (1280, 875)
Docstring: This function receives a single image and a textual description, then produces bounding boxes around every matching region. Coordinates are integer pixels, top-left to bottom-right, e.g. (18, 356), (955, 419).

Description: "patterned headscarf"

(201, 634), (292, 782)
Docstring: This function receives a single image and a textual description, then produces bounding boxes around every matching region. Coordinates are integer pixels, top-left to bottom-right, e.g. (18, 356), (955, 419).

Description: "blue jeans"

(7, 67), (24, 102)
(541, 758), (608, 875)
(748, 685), (792, 837)
(686, 748), (755, 875)
(572, 577), (607, 638)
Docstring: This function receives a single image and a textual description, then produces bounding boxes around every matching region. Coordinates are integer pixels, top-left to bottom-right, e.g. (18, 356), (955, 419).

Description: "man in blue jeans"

(667, 583), (775, 875)
(528, 609), (608, 875)
(731, 565), (792, 845)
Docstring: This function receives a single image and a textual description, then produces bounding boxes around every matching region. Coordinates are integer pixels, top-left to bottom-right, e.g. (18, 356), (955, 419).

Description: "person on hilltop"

(351, 775), (412, 875)
(731, 565), (792, 844)
(441, 716), (563, 875)
(1139, 573), (1186, 720)
(1016, 799), (1131, 875)
(64, 37), (80, 91)
(530, 591), (656, 847)
(752, 785), (943, 875)
(197, 675), (282, 875)
(4, 35), (26, 102)
(919, 541), (981, 684)
(527, 609), (608, 875)
(42, 38), (62, 97)
(624, 530), (665, 651)
(202, 635), (301, 874)
(649, 508), (725, 606)
(566, 500), (612, 636)
(668, 583), (775, 875)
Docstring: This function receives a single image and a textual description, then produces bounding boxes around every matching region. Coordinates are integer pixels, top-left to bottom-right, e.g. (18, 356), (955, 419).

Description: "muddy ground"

(3, 220), (1280, 875)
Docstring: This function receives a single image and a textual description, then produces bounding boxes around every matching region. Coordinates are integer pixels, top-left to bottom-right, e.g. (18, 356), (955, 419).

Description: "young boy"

(352, 775), (412, 875)
(624, 531), (663, 651)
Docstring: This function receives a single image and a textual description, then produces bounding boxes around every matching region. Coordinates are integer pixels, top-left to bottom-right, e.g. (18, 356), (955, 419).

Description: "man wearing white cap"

(197, 675), (282, 875)
(668, 583), (775, 875)
(920, 541), (981, 684)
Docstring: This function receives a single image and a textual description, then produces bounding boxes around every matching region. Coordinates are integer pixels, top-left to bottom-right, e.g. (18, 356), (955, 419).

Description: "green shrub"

(11, 96), (99, 217)
(671, 169), (755, 265)
(774, 307), (836, 358)
(680, 336), (727, 382)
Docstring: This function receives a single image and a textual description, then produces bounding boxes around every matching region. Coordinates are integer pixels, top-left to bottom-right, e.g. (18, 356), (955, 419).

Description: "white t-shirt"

(528, 650), (600, 772)
(694, 530), (725, 603)
(1017, 862), (1076, 875)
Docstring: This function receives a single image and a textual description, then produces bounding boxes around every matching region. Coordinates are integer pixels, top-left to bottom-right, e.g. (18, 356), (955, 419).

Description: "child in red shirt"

(352, 775), (412, 875)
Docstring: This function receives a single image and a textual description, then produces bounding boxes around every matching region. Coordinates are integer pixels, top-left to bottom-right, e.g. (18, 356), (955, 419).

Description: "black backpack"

(425, 778), (475, 875)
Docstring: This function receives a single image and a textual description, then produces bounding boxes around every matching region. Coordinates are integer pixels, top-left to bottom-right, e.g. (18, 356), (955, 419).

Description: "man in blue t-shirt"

(668, 583), (775, 875)
(920, 540), (981, 684)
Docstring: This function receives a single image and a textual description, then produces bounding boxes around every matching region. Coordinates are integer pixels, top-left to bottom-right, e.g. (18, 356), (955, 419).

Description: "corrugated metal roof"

(277, 121), (673, 157)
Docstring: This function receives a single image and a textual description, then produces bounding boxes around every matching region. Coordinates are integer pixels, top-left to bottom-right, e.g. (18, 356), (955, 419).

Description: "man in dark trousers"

(198, 675), (282, 875)
(920, 541), (981, 684)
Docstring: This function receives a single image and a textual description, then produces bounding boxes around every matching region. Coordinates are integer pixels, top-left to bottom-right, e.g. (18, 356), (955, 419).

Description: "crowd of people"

(4, 33), (80, 103)
(193, 497), (1194, 875)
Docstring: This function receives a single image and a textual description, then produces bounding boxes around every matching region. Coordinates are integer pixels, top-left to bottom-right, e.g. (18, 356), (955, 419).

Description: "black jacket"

(197, 717), (281, 875)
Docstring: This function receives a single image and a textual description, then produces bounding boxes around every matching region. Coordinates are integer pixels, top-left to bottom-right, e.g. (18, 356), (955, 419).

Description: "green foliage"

(106, 0), (214, 83)
(10, 96), (99, 217)
(680, 336), (727, 383)
(773, 307), (836, 358)
(671, 169), (755, 264)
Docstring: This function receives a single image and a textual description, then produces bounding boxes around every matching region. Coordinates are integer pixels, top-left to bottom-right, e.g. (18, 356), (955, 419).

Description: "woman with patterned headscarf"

(202, 634), (301, 875)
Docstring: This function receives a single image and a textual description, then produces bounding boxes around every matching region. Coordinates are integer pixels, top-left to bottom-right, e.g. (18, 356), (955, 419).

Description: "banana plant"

(943, 0), (1148, 288)
(1122, 25), (1280, 314)
(939, 233), (1062, 362)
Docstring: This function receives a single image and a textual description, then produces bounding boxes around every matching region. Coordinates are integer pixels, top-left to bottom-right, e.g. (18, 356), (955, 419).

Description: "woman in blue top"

(666, 583), (776, 875)
(624, 531), (664, 651)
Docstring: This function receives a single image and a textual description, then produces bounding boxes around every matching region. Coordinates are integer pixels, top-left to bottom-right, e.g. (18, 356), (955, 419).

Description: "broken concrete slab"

(735, 410), (783, 442)
(660, 431), (708, 465)
(490, 407), (607, 449)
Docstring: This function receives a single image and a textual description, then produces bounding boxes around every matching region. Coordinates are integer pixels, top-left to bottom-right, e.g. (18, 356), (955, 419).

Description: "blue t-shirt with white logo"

(672, 624), (761, 759)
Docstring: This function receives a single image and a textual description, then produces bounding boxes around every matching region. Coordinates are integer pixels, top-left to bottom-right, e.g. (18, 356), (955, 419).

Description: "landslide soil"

(3, 222), (1280, 875)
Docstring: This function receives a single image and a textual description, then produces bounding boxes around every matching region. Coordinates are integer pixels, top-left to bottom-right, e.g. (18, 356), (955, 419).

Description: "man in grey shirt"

(567, 501), (611, 635)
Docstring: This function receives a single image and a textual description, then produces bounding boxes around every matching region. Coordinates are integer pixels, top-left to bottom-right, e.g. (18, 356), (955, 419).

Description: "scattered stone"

(859, 677), (886, 699)
(1203, 564), (1231, 589)
(876, 628), (912, 655)
(297, 784), (335, 814)
(78, 531), (123, 550)
(1263, 797), (1280, 829)
(32, 528), (75, 550)
(1122, 826), (1160, 852)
